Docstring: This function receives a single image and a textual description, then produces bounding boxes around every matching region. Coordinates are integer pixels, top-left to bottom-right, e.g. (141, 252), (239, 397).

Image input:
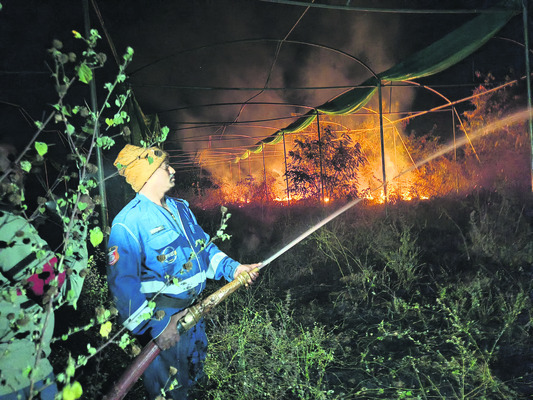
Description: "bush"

(197, 291), (336, 400)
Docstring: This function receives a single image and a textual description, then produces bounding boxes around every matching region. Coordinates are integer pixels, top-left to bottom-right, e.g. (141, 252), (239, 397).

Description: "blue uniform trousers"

(143, 320), (207, 400)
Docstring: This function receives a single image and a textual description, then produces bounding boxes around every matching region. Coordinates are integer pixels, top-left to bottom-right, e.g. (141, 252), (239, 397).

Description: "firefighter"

(0, 145), (88, 399)
(107, 144), (258, 399)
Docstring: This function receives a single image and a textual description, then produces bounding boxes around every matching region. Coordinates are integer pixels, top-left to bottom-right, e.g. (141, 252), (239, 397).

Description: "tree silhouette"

(286, 126), (367, 200)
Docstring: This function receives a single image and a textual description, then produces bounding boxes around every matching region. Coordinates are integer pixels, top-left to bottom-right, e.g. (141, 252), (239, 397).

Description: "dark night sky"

(0, 0), (529, 181)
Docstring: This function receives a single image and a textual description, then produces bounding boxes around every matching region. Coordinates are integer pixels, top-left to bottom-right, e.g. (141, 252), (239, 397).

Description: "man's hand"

(154, 309), (188, 351)
(233, 263), (260, 286)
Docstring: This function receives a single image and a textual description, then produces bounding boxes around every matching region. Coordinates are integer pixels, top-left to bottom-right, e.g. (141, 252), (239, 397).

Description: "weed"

(198, 292), (336, 399)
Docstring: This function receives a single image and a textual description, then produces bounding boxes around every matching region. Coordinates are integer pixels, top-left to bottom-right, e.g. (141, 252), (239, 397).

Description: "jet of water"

(259, 108), (531, 270)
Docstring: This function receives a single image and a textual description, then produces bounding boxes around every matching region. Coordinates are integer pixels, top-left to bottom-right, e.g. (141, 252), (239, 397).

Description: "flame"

(200, 114), (442, 207)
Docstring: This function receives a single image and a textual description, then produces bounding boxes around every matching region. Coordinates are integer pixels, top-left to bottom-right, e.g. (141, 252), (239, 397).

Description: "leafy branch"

(0, 28), (137, 400)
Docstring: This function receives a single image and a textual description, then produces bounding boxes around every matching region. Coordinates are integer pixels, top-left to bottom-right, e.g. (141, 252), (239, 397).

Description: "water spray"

(104, 109), (530, 400)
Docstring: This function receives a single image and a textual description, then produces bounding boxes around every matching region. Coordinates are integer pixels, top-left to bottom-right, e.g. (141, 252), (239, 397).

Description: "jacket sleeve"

(183, 204), (240, 282)
(107, 223), (170, 339)
(202, 241), (240, 282)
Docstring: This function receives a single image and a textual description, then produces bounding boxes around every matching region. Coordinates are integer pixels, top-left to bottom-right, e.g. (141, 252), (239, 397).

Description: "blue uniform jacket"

(107, 194), (239, 339)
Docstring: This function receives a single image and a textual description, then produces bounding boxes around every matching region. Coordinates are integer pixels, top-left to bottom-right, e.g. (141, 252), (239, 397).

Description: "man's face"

(148, 160), (176, 193)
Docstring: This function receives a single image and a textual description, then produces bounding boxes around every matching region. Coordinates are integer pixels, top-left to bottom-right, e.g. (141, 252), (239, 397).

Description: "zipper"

(162, 202), (204, 294)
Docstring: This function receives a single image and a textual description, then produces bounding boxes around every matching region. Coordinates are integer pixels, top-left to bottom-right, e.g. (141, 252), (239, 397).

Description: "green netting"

(234, 111), (317, 162)
(233, 2), (518, 163)
(264, 133), (284, 145)
(380, 8), (518, 81)
(318, 78), (378, 115)
(240, 150), (251, 160)
(251, 145), (264, 154)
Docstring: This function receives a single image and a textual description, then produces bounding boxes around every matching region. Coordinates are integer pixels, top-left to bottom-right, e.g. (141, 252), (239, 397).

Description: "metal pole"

(282, 132), (290, 206)
(83, 0), (109, 233)
(452, 107), (458, 193)
(378, 80), (387, 201)
(523, 0), (533, 192)
(199, 165), (203, 195)
(316, 110), (325, 203)
(262, 144), (268, 201)
(390, 86), (398, 196)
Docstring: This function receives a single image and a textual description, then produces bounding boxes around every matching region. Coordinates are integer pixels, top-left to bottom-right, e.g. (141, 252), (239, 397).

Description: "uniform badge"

(108, 246), (120, 266)
(157, 246), (177, 263)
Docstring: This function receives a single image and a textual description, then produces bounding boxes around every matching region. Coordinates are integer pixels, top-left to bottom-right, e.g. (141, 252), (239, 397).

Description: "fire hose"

(103, 267), (260, 400)
(104, 196), (364, 400)
(103, 109), (530, 398)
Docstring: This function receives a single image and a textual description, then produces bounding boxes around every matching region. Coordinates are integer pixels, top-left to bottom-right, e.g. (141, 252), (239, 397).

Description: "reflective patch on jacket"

(150, 225), (165, 235)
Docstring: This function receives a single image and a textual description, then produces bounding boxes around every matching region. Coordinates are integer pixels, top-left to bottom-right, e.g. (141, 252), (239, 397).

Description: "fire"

(199, 114), (442, 207)
(191, 83), (528, 208)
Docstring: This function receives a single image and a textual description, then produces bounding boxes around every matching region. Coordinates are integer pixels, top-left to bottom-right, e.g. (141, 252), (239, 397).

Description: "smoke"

(116, 2), (425, 192)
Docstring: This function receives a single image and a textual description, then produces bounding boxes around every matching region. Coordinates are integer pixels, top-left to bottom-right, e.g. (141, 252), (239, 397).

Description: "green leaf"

(34, 141), (48, 156)
(99, 321), (112, 338)
(96, 136), (115, 150)
(65, 359), (76, 378)
(160, 126), (169, 142)
(36, 249), (47, 260)
(77, 62), (93, 84)
(77, 355), (88, 367)
(61, 105), (72, 117)
(119, 333), (133, 349)
(66, 124), (75, 135)
(90, 28), (101, 41)
(147, 156), (154, 164)
(72, 30), (82, 39)
(105, 118), (114, 127)
(87, 344), (97, 355)
(77, 202), (88, 211)
(89, 227), (103, 247)
(66, 289), (76, 306)
(20, 160), (31, 172)
(123, 46), (134, 61)
(62, 381), (83, 400)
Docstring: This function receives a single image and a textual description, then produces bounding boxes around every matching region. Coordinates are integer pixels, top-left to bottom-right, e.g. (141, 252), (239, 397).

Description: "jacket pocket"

(146, 229), (181, 266)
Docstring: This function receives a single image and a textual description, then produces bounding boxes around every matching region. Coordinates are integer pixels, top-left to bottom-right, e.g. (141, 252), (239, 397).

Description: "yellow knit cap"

(114, 144), (167, 192)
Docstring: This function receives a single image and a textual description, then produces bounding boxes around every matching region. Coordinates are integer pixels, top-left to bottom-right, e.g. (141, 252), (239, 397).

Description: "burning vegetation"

(178, 78), (529, 208)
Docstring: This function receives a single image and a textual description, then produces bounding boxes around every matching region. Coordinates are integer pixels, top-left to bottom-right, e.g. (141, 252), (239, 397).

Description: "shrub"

(198, 292), (336, 400)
